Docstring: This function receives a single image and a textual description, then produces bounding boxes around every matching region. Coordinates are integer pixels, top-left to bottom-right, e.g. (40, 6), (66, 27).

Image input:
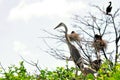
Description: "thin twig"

(20, 56), (41, 72)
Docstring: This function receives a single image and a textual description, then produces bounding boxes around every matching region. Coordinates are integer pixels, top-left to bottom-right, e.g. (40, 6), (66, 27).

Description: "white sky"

(0, 0), (120, 73)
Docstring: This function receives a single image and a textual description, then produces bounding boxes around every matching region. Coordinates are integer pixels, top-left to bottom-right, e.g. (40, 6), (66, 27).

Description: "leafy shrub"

(0, 61), (120, 80)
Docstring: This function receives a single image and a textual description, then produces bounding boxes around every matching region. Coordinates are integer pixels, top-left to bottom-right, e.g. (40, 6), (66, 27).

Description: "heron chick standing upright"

(54, 22), (84, 69)
(54, 22), (96, 75)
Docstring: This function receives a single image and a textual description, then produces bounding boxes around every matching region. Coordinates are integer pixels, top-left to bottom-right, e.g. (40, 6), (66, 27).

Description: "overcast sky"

(0, 0), (119, 73)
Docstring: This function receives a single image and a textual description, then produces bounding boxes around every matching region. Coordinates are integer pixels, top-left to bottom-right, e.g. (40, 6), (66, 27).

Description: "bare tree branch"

(20, 56), (41, 72)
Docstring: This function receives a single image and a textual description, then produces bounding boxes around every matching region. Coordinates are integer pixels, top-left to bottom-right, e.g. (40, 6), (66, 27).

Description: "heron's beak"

(54, 22), (63, 29)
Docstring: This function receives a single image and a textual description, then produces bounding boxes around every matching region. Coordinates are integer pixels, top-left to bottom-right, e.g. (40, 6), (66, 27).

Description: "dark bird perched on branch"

(106, 1), (112, 15)
(54, 22), (96, 75)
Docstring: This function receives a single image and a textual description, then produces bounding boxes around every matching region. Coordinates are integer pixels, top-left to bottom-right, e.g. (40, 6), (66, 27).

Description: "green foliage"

(97, 61), (120, 80)
(38, 67), (76, 80)
(0, 61), (120, 80)
(86, 74), (94, 80)
(0, 61), (35, 80)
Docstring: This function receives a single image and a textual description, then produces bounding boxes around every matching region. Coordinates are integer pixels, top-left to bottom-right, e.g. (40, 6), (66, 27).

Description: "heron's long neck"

(55, 23), (71, 46)
(109, 2), (111, 7)
(64, 25), (71, 46)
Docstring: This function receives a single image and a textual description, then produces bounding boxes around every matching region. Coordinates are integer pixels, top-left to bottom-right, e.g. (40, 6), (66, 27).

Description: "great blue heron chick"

(54, 22), (84, 69)
(68, 31), (81, 42)
(93, 34), (107, 52)
(54, 22), (97, 76)
(91, 59), (102, 71)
